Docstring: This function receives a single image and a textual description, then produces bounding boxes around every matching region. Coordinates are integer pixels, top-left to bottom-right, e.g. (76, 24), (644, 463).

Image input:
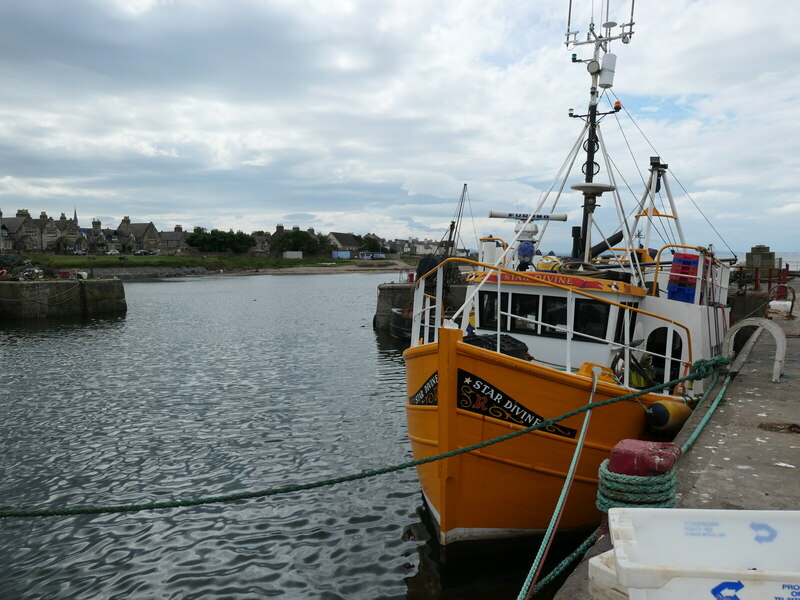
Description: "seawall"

(88, 266), (209, 279)
(0, 280), (127, 319)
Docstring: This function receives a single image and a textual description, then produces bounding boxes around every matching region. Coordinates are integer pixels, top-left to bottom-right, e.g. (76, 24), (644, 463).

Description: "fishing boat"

(403, 3), (732, 559)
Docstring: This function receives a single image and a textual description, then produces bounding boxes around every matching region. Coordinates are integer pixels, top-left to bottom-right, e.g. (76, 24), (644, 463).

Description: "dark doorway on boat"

(645, 326), (683, 383)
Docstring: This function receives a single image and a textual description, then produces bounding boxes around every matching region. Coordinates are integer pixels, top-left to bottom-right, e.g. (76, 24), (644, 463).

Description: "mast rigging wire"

(608, 89), (738, 260)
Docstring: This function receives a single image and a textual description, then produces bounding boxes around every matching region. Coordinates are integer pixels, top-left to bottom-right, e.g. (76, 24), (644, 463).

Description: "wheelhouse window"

(614, 302), (639, 345)
(510, 294), (540, 333)
(478, 291), (509, 330)
(541, 296), (568, 337)
(574, 298), (610, 342)
(478, 290), (613, 344)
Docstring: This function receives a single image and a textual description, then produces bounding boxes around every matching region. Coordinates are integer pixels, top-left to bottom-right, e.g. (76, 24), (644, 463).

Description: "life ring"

(0, 269), (7, 276)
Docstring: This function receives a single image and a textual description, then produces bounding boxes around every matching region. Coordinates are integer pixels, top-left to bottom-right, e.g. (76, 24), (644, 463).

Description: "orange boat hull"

(404, 328), (670, 548)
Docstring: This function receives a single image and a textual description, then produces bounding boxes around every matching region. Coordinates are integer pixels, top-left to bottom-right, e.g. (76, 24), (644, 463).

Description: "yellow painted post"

(436, 326), (462, 537)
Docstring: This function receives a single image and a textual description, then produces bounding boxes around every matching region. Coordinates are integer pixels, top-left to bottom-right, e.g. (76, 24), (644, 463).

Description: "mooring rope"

(0, 356), (731, 521)
(523, 367), (732, 597)
(518, 370), (599, 600)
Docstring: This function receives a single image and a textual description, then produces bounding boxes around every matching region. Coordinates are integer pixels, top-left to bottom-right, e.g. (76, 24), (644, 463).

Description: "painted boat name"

(409, 372), (438, 405)
(457, 369), (576, 438)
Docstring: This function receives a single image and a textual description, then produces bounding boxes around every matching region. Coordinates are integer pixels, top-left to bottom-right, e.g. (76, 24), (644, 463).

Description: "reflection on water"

(0, 273), (574, 599)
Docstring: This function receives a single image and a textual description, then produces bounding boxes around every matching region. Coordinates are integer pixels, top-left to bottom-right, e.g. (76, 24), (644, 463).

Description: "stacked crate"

(667, 253), (699, 302)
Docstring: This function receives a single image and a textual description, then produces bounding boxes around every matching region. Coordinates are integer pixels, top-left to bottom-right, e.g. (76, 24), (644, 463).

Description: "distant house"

(86, 220), (113, 252)
(364, 232), (386, 247)
(0, 208), (83, 252)
(118, 216), (161, 252)
(54, 213), (85, 251)
(0, 209), (36, 251)
(31, 211), (62, 251)
(327, 232), (359, 251)
(387, 239), (413, 254)
(160, 225), (190, 254)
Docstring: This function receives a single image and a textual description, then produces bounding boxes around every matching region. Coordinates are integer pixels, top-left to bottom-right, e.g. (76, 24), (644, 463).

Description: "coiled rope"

(595, 460), (677, 512)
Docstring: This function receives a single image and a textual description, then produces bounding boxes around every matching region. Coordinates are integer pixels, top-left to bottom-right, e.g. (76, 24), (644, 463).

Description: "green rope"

(531, 370), (731, 596)
(0, 356), (732, 520)
(595, 459), (676, 512)
(529, 529), (599, 595)
(681, 374), (731, 454)
(518, 373), (598, 600)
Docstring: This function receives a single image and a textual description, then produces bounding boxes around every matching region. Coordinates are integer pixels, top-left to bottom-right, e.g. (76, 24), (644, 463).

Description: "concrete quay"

(553, 287), (799, 600)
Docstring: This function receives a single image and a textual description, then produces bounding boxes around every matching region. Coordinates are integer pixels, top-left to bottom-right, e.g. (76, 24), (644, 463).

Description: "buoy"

(647, 400), (692, 433)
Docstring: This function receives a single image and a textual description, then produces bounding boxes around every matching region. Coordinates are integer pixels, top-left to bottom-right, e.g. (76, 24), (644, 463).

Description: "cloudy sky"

(1, 0), (798, 254)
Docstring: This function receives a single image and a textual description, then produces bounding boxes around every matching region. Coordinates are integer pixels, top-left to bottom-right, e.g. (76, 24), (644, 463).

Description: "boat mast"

(565, 3), (635, 261)
(440, 183), (467, 259)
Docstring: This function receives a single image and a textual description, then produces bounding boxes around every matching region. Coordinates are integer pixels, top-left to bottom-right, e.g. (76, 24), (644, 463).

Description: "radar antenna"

(565, 0), (635, 50)
(564, 0), (636, 261)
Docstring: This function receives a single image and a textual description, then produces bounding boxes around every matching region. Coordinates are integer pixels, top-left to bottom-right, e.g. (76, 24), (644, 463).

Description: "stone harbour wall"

(0, 280), (127, 320)
(88, 266), (209, 279)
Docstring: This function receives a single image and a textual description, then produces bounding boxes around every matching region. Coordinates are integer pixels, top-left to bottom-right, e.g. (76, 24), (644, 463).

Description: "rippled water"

(0, 273), (571, 599)
(0, 273), (425, 599)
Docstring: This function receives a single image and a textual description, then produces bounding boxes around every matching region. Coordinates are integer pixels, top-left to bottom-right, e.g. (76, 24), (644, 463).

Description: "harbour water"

(0, 272), (565, 599)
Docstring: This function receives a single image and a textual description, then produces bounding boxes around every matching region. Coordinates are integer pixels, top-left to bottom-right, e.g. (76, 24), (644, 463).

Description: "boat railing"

(412, 256), (695, 392)
(731, 264), (791, 293)
(493, 306), (692, 390)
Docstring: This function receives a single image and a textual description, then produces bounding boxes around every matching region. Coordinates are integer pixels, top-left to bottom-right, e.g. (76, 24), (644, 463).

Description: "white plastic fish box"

(607, 507), (800, 600)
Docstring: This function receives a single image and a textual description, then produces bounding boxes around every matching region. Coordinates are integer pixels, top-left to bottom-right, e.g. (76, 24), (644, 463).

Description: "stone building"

(31, 211), (62, 251)
(55, 213), (86, 251)
(117, 216), (161, 252)
(0, 209), (36, 251)
(160, 225), (190, 254)
(0, 208), (85, 252)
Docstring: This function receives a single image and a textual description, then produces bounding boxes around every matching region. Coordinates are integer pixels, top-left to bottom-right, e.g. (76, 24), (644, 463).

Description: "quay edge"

(0, 280), (127, 320)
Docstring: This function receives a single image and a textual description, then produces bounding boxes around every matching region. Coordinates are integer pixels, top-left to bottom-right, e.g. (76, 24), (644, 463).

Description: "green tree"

(362, 236), (382, 252)
(231, 231), (256, 253)
(316, 233), (333, 254)
(186, 228), (255, 254)
(270, 229), (320, 256)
